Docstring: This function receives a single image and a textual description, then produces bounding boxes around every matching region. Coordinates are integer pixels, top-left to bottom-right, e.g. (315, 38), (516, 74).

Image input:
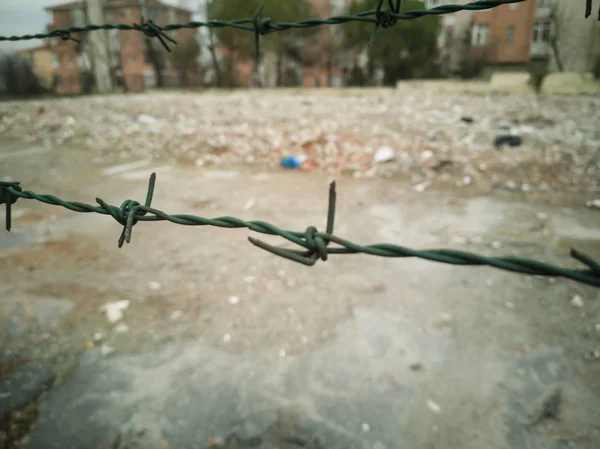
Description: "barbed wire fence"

(1, 0), (599, 288)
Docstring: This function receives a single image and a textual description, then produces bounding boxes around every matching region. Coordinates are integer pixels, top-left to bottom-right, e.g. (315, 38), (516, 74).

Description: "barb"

(1, 176), (599, 288)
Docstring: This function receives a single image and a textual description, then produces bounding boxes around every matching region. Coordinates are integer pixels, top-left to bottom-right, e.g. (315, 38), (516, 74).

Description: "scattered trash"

(243, 198), (255, 211)
(409, 362), (423, 371)
(586, 199), (600, 210)
(526, 387), (561, 425)
(149, 281), (161, 290)
(100, 344), (114, 356)
(100, 300), (130, 323)
(570, 295), (584, 308)
(279, 349), (286, 358)
(85, 340), (95, 349)
(92, 332), (104, 343)
(115, 323), (129, 334)
(301, 336), (309, 345)
(451, 236), (468, 244)
(280, 155), (306, 169)
(494, 135), (522, 148)
(536, 212), (548, 220)
(369, 282), (386, 293)
(228, 296), (239, 305)
(373, 146), (395, 163)
(462, 176), (472, 185)
(361, 423), (370, 432)
(583, 347), (600, 362)
(37, 105), (46, 114)
(170, 310), (183, 321)
(461, 116), (474, 124)
(505, 302), (515, 310)
(427, 400), (441, 413)
(539, 299), (550, 308)
(414, 180), (431, 193)
(223, 333), (231, 343)
(137, 114), (157, 124)
(491, 241), (502, 249)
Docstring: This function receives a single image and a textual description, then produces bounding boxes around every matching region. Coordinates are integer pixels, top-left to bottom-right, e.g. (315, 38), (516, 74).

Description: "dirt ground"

(1, 91), (600, 449)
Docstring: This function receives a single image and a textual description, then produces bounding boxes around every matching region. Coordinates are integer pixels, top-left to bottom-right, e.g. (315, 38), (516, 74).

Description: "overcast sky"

(0, 0), (200, 54)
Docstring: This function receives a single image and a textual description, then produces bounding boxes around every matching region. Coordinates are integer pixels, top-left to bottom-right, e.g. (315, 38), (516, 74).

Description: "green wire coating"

(1, 175), (599, 287)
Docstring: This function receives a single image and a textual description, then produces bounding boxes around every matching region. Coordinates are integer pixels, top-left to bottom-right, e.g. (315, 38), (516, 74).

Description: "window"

(72, 9), (85, 27)
(532, 20), (553, 43)
(52, 53), (60, 68)
(537, 0), (554, 7)
(471, 23), (489, 46)
(506, 26), (515, 44)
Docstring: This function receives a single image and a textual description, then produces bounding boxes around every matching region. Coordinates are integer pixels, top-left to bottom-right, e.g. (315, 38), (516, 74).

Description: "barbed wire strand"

(1, 177), (599, 287)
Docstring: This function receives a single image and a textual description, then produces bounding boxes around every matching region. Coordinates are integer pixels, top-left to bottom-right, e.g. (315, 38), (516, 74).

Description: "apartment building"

(210, 0), (352, 88)
(15, 44), (55, 89)
(45, 0), (198, 95)
(470, 0), (599, 74)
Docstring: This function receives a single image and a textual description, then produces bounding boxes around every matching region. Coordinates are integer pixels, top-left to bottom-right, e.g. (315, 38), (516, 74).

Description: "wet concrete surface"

(1, 137), (600, 449)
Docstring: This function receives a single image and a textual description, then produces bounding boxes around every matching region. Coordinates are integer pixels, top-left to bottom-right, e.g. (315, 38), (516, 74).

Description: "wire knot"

(376, 9), (397, 28)
(0, 181), (22, 232)
(304, 226), (329, 261)
(96, 172), (157, 248)
(58, 30), (80, 43)
(134, 17), (177, 52)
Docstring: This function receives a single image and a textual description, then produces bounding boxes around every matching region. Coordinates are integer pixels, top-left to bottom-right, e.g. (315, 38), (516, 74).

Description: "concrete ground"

(1, 130), (600, 449)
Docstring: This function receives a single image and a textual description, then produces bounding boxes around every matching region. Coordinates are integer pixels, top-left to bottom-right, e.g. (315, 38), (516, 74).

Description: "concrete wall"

(548, 0), (600, 73)
(396, 71), (600, 94)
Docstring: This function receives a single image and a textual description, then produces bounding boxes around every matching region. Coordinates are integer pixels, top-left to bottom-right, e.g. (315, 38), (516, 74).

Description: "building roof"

(16, 44), (52, 55)
(45, 0), (193, 14)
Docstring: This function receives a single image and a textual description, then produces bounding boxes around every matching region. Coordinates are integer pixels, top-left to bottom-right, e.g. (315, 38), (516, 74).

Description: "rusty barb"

(1, 173), (600, 288)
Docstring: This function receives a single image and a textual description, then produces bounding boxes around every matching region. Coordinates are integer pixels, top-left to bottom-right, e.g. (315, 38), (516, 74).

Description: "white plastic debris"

(491, 241), (502, 249)
(451, 236), (468, 245)
(536, 212), (548, 220)
(279, 349), (286, 359)
(361, 423), (370, 432)
(137, 114), (156, 124)
(462, 176), (472, 185)
(243, 198), (255, 211)
(505, 302), (515, 310)
(414, 180), (431, 193)
(149, 281), (161, 290)
(228, 296), (240, 305)
(586, 199), (600, 210)
(100, 344), (114, 356)
(373, 146), (395, 163)
(170, 310), (183, 321)
(223, 333), (231, 343)
(570, 295), (584, 308)
(427, 400), (441, 413)
(115, 323), (129, 334)
(100, 300), (130, 323)
(301, 336), (309, 345)
(92, 332), (104, 343)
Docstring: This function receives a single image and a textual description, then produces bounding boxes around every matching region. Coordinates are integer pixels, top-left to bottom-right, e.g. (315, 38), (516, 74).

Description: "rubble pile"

(1, 91), (599, 193)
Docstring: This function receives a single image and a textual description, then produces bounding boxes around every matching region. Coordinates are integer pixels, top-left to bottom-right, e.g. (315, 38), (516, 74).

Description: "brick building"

(16, 44), (55, 89)
(45, 0), (198, 95)
(208, 0), (352, 88)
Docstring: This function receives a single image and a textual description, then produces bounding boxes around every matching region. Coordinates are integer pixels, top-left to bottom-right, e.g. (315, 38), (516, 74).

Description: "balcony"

(530, 41), (550, 58)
